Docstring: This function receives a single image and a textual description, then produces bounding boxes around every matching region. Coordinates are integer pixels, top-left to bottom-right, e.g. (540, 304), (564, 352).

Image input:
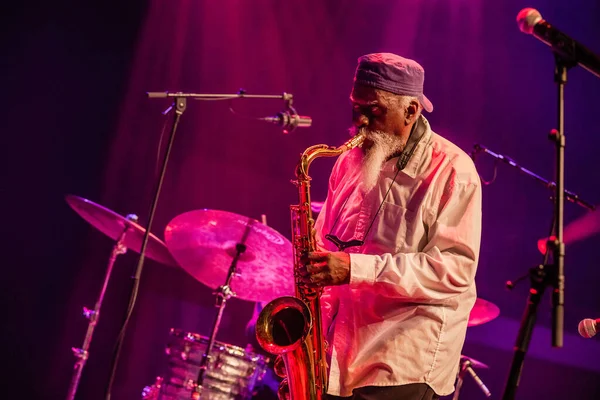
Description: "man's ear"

(405, 100), (420, 124)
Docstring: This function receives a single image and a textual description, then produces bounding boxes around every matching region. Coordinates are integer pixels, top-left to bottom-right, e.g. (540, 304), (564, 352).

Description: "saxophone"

(255, 132), (366, 400)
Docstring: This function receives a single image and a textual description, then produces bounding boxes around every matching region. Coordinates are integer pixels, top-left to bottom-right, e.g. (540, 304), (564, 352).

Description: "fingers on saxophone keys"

(308, 272), (328, 287)
(308, 251), (329, 261)
(301, 251), (328, 263)
(300, 264), (324, 280)
(306, 261), (327, 274)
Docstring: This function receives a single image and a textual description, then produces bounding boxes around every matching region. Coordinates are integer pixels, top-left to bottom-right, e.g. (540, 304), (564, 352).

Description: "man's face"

(350, 83), (405, 138)
(348, 84), (409, 191)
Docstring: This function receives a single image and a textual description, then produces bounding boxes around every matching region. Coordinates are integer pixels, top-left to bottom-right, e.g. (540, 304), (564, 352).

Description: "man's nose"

(353, 113), (369, 128)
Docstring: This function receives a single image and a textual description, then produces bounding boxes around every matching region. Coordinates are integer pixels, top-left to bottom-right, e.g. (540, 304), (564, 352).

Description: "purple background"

(2, 1), (600, 399)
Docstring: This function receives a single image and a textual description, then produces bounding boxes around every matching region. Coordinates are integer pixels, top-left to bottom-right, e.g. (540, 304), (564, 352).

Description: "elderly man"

(301, 53), (482, 400)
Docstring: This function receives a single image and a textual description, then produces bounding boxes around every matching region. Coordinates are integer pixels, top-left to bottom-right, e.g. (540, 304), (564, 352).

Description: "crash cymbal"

(164, 209), (294, 303)
(537, 206), (600, 254)
(468, 298), (500, 327)
(460, 355), (489, 369)
(66, 195), (177, 267)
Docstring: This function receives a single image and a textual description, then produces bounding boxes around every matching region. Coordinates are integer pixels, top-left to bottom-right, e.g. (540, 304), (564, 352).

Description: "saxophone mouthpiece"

(339, 132), (366, 152)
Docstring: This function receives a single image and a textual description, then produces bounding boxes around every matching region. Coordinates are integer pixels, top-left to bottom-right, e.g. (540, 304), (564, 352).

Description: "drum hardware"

(450, 299), (497, 399)
(64, 195), (177, 400)
(163, 209), (294, 397)
(142, 377), (164, 399)
(65, 213), (132, 400)
(142, 330), (269, 400)
(452, 355), (491, 400)
(192, 237), (245, 400)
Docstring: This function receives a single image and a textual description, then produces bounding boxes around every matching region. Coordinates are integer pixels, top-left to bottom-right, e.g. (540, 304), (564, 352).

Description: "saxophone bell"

(256, 296), (316, 400)
(255, 296), (312, 355)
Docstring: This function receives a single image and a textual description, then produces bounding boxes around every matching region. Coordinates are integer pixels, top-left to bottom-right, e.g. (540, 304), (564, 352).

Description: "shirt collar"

(382, 115), (432, 179)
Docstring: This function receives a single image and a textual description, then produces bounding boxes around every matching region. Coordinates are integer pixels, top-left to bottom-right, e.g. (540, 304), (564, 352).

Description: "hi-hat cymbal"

(66, 195), (177, 267)
(164, 209), (294, 303)
(311, 201), (324, 213)
(468, 298), (500, 327)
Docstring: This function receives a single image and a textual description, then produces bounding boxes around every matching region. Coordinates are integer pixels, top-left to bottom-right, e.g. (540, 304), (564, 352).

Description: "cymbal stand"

(452, 358), (491, 400)
(66, 214), (137, 400)
(191, 219), (255, 399)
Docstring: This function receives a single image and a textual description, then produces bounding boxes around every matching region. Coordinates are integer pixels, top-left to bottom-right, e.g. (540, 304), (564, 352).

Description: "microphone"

(261, 110), (312, 134)
(470, 143), (482, 161)
(578, 318), (600, 338)
(516, 8), (600, 78)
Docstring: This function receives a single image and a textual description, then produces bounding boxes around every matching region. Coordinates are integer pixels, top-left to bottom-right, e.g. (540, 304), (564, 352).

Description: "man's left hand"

(299, 251), (351, 287)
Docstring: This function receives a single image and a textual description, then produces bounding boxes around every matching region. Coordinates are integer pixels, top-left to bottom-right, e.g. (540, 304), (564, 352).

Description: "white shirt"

(314, 116), (482, 397)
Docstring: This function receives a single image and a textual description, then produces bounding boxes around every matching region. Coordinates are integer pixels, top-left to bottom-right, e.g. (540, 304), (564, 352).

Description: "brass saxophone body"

(255, 132), (366, 400)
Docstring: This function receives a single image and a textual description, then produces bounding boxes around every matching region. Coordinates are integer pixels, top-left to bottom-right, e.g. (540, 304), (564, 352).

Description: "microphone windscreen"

(578, 318), (597, 339)
(517, 8), (542, 34)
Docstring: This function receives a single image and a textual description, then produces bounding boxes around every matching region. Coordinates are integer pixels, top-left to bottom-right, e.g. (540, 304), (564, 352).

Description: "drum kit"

(65, 195), (501, 400)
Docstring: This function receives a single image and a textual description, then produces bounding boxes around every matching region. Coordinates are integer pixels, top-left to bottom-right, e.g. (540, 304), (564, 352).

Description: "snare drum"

(142, 329), (269, 400)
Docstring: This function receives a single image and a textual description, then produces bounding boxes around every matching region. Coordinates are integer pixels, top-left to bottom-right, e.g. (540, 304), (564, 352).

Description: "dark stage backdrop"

(2, 1), (600, 399)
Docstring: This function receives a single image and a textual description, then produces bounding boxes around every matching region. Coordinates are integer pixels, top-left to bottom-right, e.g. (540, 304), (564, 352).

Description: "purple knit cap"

(354, 53), (433, 113)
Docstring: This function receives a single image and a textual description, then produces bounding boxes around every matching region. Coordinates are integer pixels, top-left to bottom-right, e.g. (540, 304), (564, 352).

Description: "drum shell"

(146, 329), (268, 400)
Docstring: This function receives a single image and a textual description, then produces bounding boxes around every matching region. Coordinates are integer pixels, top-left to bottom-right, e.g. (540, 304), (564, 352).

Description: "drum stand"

(191, 219), (255, 399)
(452, 357), (491, 400)
(66, 215), (137, 400)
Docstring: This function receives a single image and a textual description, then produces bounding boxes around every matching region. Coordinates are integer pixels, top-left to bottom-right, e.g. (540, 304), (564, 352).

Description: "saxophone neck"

(296, 132), (366, 180)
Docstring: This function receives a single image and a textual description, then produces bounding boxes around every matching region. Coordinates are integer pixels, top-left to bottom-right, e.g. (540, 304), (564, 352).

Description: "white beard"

(349, 127), (405, 192)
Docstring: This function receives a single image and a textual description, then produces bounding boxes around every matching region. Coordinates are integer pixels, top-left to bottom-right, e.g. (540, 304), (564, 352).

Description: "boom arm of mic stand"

(146, 91), (294, 101)
(473, 144), (595, 211)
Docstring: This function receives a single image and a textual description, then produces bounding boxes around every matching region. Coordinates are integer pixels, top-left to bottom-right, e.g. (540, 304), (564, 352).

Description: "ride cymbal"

(164, 209), (294, 303)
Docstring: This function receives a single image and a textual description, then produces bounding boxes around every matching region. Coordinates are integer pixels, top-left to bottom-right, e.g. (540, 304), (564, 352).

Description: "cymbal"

(66, 195), (177, 267)
(164, 209), (294, 303)
(460, 355), (489, 369)
(311, 201), (324, 213)
(468, 298), (500, 327)
(537, 206), (600, 254)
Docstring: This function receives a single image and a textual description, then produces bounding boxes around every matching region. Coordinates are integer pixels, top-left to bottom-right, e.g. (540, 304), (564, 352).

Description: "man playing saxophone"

(299, 53), (482, 400)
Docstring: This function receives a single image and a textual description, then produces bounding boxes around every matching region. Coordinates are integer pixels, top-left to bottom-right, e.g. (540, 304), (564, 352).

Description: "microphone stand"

(500, 53), (577, 400)
(104, 95), (186, 400)
(103, 90), (299, 399)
